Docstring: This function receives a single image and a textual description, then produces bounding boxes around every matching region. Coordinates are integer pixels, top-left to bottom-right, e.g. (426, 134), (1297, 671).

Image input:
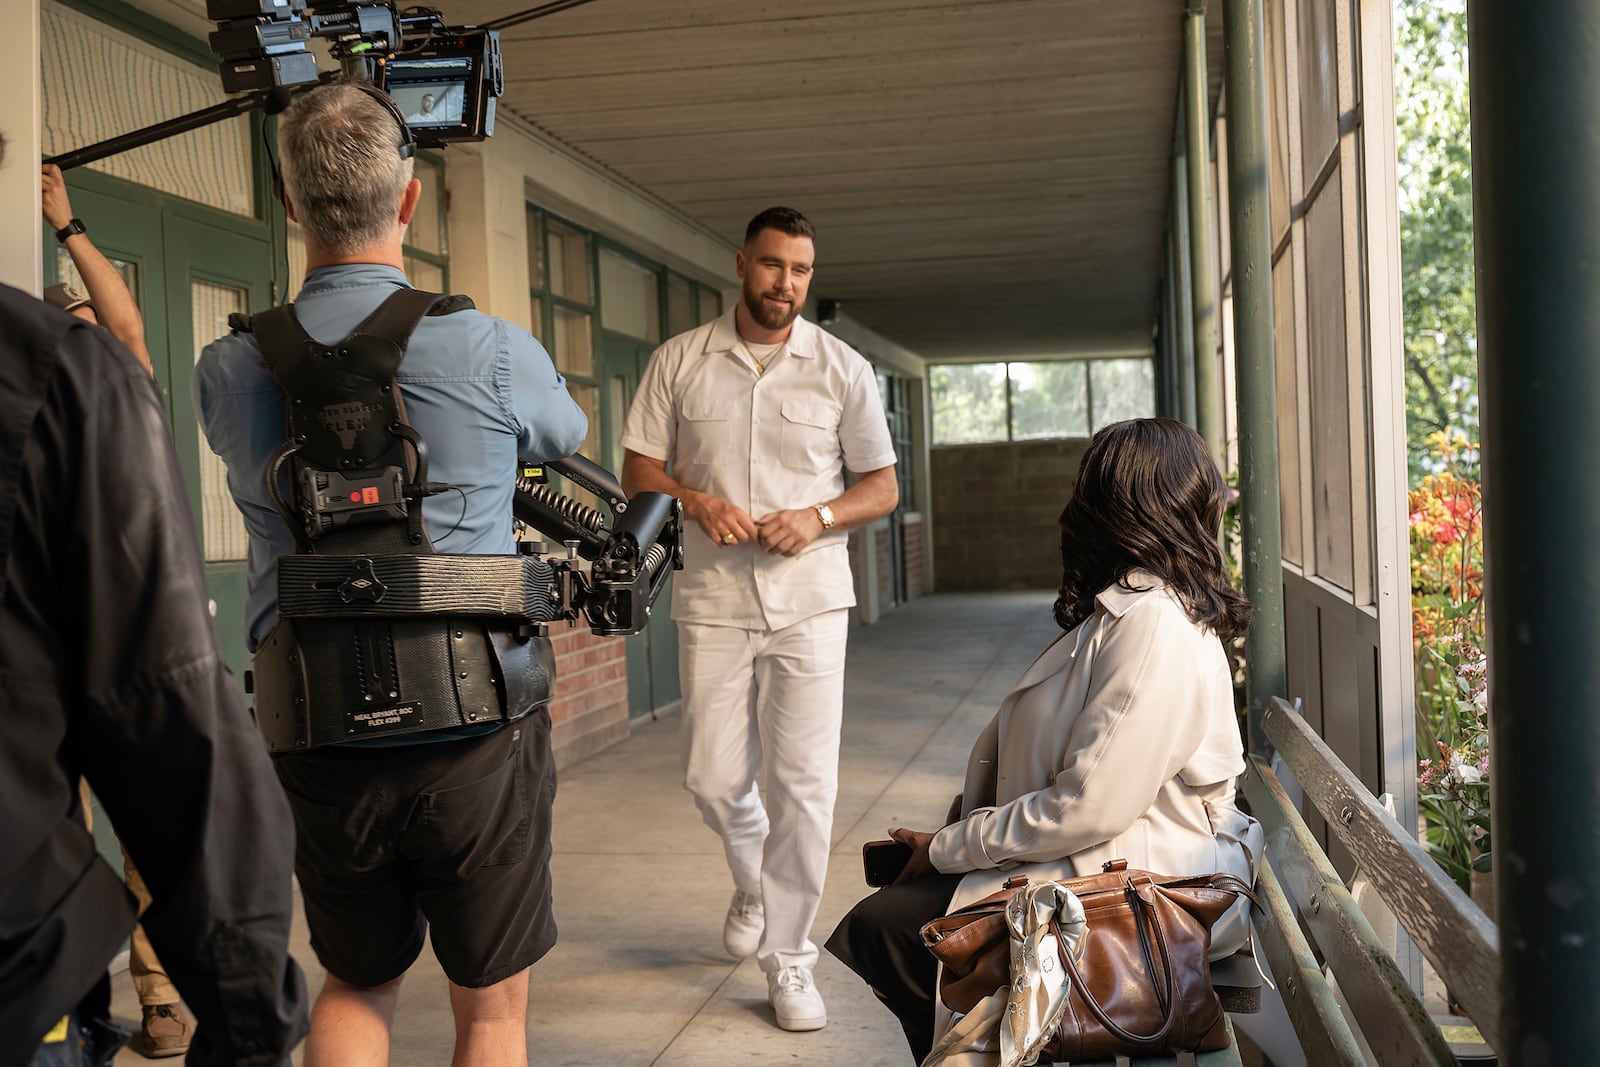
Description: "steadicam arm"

(511, 455), (684, 636)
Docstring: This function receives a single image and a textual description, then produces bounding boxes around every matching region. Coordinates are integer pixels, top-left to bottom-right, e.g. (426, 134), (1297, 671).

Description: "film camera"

(206, 0), (502, 147)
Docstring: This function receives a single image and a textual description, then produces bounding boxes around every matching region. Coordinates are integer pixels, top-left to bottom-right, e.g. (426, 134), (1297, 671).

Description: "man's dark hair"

(1053, 417), (1253, 641)
(744, 206), (815, 245)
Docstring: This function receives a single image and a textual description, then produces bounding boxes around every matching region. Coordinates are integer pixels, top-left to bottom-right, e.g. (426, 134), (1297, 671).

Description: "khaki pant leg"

(122, 847), (180, 1006)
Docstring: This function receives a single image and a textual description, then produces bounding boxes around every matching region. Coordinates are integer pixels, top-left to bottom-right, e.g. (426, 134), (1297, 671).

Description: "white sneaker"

(767, 965), (827, 1031)
(722, 888), (763, 959)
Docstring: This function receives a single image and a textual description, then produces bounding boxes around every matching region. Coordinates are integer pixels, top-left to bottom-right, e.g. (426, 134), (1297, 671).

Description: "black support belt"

(277, 553), (560, 621)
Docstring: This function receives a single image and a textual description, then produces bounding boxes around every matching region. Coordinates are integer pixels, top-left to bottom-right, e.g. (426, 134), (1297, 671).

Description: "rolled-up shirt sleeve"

(501, 321), (588, 462)
(929, 601), (1213, 873)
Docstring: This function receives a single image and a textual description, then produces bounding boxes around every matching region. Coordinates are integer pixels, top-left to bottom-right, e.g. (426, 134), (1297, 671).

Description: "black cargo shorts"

(272, 711), (557, 989)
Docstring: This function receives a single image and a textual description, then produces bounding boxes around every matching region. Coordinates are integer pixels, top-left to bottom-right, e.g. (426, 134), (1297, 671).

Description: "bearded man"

(620, 206), (897, 1034)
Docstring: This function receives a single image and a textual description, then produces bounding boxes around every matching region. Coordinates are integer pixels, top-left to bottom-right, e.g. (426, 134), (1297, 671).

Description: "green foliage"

(1397, 0), (1478, 483)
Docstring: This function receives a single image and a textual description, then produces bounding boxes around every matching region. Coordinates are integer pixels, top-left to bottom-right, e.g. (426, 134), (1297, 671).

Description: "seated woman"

(827, 417), (1263, 1064)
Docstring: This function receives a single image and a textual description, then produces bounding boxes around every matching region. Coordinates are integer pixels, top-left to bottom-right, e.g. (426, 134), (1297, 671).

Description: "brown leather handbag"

(919, 860), (1256, 1061)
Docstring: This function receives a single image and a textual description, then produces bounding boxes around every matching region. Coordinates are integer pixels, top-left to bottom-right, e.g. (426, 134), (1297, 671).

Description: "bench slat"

(1249, 855), (1366, 1065)
(1246, 757), (1458, 1066)
(1262, 698), (1501, 1051)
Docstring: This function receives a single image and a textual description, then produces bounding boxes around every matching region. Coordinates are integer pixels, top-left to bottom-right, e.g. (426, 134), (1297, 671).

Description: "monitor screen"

(386, 55), (473, 129)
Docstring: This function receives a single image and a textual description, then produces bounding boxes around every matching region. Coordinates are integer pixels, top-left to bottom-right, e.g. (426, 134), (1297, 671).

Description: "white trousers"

(678, 609), (850, 974)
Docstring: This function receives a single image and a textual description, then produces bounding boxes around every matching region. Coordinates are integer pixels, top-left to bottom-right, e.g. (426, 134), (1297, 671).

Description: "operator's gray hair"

(278, 83), (413, 256)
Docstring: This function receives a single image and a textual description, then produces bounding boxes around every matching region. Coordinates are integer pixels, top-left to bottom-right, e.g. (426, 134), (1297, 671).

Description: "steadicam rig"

(514, 455), (684, 637)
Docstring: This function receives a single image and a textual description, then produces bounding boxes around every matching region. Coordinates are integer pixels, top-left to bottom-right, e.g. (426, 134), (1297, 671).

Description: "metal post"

(1223, 0), (1284, 758)
(1158, 231), (1178, 419)
(1467, 3), (1600, 1053)
(1172, 135), (1198, 427)
(1185, 4), (1224, 464)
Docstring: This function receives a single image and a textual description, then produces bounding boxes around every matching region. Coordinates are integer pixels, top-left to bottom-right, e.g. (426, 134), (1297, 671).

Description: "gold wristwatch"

(813, 503), (835, 530)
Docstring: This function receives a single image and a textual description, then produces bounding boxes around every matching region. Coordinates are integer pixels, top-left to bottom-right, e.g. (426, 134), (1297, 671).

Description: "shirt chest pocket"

(678, 399), (737, 466)
(779, 399), (842, 470)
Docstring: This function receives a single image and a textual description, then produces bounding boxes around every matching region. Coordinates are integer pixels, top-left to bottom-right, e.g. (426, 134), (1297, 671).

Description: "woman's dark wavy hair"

(1053, 417), (1253, 641)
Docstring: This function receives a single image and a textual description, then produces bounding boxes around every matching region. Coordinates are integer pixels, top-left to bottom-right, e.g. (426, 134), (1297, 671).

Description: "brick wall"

(547, 627), (629, 768)
(930, 439), (1090, 591)
(902, 512), (926, 599)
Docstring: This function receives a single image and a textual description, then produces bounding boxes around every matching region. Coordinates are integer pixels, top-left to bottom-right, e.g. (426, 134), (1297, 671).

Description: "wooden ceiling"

(134, 0), (1222, 361)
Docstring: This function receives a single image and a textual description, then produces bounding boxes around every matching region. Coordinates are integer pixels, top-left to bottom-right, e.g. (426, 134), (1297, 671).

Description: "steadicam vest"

(240, 288), (557, 751)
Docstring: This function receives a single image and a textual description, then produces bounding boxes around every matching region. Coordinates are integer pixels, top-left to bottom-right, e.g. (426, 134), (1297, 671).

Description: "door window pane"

(529, 297), (544, 343)
(1011, 362), (1089, 440)
(599, 250), (661, 343)
(191, 280), (251, 562)
(408, 156), (445, 256)
(698, 287), (722, 323)
(547, 220), (591, 303)
(55, 248), (137, 311)
(553, 307), (593, 378)
(1089, 359), (1156, 430)
(666, 274), (694, 338)
(405, 256), (444, 294)
(526, 212), (543, 290)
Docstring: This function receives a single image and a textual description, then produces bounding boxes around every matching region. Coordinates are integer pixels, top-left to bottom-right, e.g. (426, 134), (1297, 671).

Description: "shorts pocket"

(417, 729), (533, 873)
(779, 399), (841, 469)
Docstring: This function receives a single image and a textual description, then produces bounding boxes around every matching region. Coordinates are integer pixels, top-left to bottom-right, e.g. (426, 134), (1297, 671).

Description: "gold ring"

(722, 532), (737, 545)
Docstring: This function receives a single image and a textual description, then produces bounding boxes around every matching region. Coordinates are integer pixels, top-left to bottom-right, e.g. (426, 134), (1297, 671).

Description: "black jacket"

(0, 284), (307, 1064)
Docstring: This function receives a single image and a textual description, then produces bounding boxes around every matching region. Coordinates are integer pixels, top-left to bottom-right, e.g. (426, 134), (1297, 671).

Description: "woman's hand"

(888, 827), (938, 885)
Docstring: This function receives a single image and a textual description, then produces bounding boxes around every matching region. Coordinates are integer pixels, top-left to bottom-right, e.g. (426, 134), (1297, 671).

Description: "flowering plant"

(1409, 432), (1489, 895)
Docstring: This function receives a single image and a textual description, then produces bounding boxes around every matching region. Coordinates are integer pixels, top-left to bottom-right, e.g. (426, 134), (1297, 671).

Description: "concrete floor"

(110, 591), (1060, 1067)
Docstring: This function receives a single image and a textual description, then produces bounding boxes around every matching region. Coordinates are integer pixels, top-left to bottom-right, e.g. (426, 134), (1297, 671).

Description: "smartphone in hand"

(862, 839), (914, 886)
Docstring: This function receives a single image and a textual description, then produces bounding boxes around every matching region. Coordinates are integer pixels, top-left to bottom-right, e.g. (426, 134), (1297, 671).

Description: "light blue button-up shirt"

(195, 263), (587, 650)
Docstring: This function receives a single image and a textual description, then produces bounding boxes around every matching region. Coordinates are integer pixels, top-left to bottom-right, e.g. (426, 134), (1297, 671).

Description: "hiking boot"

(722, 888), (763, 959)
(132, 1004), (190, 1059)
(767, 965), (827, 1031)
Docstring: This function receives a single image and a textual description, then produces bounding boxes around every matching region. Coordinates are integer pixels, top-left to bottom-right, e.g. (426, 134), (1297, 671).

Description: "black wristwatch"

(54, 218), (86, 244)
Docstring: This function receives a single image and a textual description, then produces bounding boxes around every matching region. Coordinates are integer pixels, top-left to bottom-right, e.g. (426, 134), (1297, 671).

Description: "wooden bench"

(1243, 697), (1501, 1064)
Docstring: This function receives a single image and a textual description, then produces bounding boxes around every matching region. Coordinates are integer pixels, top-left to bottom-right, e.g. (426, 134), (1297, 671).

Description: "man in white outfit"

(620, 206), (898, 1032)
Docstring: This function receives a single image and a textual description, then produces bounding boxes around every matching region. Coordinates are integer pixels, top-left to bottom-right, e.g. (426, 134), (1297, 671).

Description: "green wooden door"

(599, 331), (680, 717)
(46, 173), (274, 690)
(161, 213), (273, 685)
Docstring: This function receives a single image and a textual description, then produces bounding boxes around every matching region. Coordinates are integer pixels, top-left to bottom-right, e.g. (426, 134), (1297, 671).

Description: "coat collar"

(1006, 572), (1169, 694)
(704, 307), (819, 359)
(1094, 570), (1168, 617)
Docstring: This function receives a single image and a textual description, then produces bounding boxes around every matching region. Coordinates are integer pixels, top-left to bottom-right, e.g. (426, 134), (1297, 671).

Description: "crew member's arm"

(41, 165), (152, 373)
(57, 327), (306, 1064)
(503, 320), (588, 461)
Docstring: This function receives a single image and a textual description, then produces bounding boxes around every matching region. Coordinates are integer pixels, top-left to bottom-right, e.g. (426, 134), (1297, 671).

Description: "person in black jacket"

(0, 132), (308, 1065)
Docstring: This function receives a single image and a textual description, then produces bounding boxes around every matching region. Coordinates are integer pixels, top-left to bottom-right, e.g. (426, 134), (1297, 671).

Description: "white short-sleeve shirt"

(620, 309), (897, 630)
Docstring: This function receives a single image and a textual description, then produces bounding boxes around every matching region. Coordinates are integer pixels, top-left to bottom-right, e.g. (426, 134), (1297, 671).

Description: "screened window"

(930, 358), (1155, 445)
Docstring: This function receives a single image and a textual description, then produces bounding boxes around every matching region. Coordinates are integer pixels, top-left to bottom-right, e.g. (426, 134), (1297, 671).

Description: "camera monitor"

(380, 27), (501, 148)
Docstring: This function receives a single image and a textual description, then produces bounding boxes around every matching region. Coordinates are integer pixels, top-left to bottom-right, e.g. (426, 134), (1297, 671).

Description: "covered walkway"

(110, 592), (1059, 1066)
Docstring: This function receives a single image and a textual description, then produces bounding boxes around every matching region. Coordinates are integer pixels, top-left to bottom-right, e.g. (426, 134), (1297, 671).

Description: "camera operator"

(194, 82), (586, 1067)
(0, 133), (308, 1066)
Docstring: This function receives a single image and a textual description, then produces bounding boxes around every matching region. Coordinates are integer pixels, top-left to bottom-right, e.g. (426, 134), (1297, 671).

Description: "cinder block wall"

(930, 440), (1090, 591)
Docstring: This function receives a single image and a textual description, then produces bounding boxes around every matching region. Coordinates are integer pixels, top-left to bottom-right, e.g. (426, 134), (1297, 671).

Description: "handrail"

(1262, 697), (1502, 1051)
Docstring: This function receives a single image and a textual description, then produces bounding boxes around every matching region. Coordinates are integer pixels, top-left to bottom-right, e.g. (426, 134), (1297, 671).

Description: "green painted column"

(1184, 5), (1224, 464)
(1171, 143), (1198, 427)
(1223, 0), (1284, 757)
(1466, 2), (1600, 1052)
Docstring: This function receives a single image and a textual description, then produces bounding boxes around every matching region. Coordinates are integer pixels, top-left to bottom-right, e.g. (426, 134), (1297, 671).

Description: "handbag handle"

(1053, 879), (1179, 1051)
